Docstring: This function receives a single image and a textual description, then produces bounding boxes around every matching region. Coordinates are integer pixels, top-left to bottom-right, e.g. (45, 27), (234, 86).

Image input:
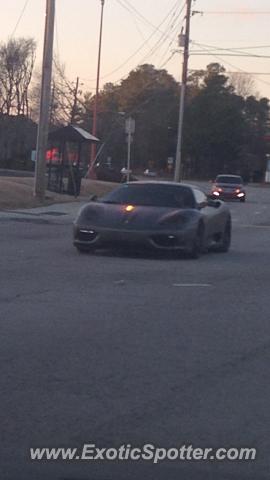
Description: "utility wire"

(10, 0), (30, 36)
(190, 42), (270, 89)
(193, 44), (270, 51)
(98, 0), (181, 80)
(156, 11), (186, 67)
(191, 41), (270, 59)
(138, 2), (185, 65)
(201, 11), (270, 15)
(116, 0), (178, 34)
(190, 52), (270, 59)
(116, 0), (152, 47)
(117, 0), (162, 31)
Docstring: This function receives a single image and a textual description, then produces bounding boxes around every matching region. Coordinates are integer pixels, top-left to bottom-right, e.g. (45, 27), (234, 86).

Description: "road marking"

(114, 280), (126, 285)
(238, 224), (270, 228)
(173, 283), (212, 287)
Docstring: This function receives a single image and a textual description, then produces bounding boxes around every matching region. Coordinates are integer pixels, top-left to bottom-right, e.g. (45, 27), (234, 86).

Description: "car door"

(193, 188), (222, 242)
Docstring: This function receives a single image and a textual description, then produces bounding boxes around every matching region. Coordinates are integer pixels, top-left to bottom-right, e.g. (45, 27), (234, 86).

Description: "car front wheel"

(188, 224), (204, 259)
(216, 219), (231, 253)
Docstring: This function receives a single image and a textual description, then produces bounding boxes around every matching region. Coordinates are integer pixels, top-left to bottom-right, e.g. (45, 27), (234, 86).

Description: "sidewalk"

(0, 201), (85, 224)
(0, 176), (116, 211)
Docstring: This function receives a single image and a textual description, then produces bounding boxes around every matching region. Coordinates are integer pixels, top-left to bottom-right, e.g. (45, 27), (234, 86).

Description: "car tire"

(216, 219), (231, 253)
(188, 223), (204, 259)
(240, 197), (246, 202)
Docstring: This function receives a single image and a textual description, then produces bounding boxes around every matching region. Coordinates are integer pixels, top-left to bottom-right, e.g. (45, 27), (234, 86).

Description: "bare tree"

(52, 59), (84, 125)
(228, 72), (255, 98)
(29, 58), (84, 126)
(0, 38), (36, 116)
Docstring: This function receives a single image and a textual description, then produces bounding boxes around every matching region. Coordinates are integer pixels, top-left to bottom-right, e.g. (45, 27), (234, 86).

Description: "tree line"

(0, 37), (269, 180)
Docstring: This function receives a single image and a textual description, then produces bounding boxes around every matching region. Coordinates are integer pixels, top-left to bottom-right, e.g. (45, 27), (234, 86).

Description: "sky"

(2, 0), (270, 98)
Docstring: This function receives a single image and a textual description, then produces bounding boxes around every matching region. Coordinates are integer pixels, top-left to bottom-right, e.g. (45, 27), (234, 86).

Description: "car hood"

(75, 203), (197, 230)
(214, 183), (244, 189)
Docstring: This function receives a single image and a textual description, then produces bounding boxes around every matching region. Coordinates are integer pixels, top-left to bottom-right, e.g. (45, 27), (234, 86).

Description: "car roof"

(216, 174), (242, 179)
(127, 180), (199, 189)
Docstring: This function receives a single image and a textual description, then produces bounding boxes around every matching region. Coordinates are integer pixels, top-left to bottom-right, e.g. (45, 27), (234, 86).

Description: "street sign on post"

(125, 117), (135, 182)
(125, 117), (135, 135)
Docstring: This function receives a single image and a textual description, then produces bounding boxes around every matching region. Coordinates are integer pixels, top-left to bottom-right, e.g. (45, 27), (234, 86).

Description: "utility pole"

(88, 0), (105, 177)
(174, 0), (192, 183)
(34, 0), (55, 200)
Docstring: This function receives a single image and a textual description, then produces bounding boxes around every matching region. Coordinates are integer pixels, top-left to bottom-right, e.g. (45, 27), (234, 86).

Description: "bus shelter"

(47, 125), (99, 196)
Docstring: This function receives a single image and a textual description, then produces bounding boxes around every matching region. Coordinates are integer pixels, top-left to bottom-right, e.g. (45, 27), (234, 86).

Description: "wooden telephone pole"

(34, 0), (55, 200)
(88, 0), (105, 177)
(174, 0), (192, 183)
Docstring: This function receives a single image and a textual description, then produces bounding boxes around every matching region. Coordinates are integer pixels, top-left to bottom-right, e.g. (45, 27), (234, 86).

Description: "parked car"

(94, 163), (137, 183)
(144, 169), (157, 177)
(210, 174), (246, 202)
(73, 181), (231, 258)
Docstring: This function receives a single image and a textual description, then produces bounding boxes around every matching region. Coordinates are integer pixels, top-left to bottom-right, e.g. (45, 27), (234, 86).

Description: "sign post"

(265, 154), (270, 183)
(125, 117), (135, 182)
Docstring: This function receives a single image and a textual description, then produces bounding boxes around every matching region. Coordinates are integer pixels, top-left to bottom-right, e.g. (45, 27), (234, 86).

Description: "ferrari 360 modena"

(73, 182), (231, 259)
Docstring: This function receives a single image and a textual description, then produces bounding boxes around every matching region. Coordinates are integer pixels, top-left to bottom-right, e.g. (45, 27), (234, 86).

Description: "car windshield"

(216, 175), (243, 184)
(100, 184), (196, 208)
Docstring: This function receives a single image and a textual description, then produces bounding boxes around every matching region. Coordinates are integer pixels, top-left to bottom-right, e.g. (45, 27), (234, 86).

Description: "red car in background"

(210, 174), (246, 202)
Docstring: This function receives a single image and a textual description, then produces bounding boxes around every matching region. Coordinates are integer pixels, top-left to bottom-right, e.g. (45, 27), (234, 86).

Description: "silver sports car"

(73, 181), (231, 258)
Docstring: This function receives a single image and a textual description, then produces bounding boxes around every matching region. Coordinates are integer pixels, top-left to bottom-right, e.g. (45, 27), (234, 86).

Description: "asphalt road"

(1, 184), (270, 480)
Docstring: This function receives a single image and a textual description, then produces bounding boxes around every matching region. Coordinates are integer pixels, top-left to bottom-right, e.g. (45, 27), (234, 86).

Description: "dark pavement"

(1, 184), (270, 479)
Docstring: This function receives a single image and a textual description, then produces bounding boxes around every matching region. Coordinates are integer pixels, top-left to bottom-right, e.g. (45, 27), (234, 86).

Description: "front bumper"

(73, 224), (196, 251)
(211, 191), (245, 201)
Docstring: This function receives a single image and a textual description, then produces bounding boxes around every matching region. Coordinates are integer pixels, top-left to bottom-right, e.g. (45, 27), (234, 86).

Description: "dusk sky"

(2, 0), (270, 97)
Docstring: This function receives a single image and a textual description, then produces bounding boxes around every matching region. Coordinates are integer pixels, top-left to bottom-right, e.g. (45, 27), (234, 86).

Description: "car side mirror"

(198, 201), (208, 209)
(207, 198), (221, 208)
(89, 194), (98, 202)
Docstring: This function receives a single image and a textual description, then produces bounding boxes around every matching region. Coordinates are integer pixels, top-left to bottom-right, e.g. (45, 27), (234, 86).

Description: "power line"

(224, 71), (270, 76)
(117, 0), (166, 31)
(92, 0), (181, 82)
(190, 52), (270, 59)
(190, 42), (270, 89)
(196, 45), (270, 50)
(201, 11), (270, 15)
(10, 0), (30, 36)
(96, 3), (185, 102)
(138, 2), (186, 65)
(191, 41), (270, 59)
(122, 7), (152, 46)
(116, 0), (179, 34)
(157, 23), (184, 67)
